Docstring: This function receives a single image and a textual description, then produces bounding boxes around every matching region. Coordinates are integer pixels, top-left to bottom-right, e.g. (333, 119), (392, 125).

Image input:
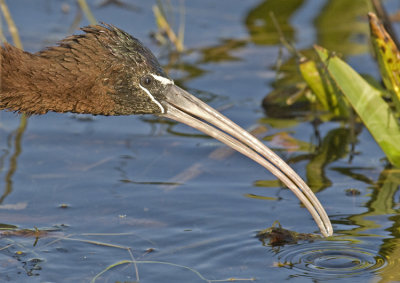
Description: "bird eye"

(141, 75), (153, 86)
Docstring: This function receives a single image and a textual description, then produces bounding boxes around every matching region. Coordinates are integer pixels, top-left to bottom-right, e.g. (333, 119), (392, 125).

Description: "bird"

(0, 24), (332, 237)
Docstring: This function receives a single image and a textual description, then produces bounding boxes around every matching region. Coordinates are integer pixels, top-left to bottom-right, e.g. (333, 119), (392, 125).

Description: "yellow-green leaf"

(368, 12), (400, 111)
(299, 57), (349, 117)
(315, 45), (400, 167)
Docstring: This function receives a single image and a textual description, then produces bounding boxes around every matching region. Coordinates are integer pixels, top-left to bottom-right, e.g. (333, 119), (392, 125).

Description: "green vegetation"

(315, 44), (400, 167)
(272, 12), (400, 167)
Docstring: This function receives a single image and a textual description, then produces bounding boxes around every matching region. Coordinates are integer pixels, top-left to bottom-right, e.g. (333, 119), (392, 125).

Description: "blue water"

(1, 0), (399, 282)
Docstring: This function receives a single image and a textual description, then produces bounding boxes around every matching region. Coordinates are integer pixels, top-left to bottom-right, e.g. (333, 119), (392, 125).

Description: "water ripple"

(276, 242), (386, 279)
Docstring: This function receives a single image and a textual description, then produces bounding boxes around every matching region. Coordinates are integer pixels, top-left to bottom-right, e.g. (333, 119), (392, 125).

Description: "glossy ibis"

(0, 24), (332, 237)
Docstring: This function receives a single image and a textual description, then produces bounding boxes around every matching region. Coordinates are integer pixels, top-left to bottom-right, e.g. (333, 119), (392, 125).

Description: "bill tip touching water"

(0, 24), (333, 237)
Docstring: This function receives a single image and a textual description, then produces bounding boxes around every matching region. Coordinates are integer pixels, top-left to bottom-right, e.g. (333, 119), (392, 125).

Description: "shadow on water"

(1, 0), (400, 282)
(0, 116), (27, 204)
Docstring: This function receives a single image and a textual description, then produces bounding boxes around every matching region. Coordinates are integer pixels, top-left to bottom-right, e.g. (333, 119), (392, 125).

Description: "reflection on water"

(304, 127), (358, 192)
(245, 0), (304, 45)
(1, 0), (400, 282)
(276, 242), (386, 279)
(315, 0), (369, 56)
(0, 116), (27, 204)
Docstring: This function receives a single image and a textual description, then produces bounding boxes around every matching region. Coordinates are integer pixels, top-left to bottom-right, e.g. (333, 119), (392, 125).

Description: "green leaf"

(368, 12), (400, 112)
(299, 57), (349, 117)
(315, 45), (400, 167)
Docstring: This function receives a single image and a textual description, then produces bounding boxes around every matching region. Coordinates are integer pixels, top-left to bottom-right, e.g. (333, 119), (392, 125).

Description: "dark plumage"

(0, 24), (333, 237)
(0, 24), (167, 115)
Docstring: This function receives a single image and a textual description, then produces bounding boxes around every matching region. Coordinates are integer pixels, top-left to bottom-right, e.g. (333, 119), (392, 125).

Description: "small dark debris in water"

(56, 247), (69, 253)
(345, 188), (361, 196)
(256, 222), (321, 246)
(15, 250), (25, 256)
(23, 258), (43, 276)
(59, 203), (69, 209)
(145, 248), (155, 254)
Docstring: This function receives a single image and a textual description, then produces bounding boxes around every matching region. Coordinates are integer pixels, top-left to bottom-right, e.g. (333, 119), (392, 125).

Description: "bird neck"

(0, 44), (116, 115)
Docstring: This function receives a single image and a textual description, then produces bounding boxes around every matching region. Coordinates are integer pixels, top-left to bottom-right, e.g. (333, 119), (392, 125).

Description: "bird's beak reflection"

(161, 84), (333, 237)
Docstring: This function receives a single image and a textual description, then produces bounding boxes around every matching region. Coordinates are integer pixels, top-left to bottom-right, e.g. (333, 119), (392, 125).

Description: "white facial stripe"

(151, 73), (174, 85)
(139, 85), (165, 114)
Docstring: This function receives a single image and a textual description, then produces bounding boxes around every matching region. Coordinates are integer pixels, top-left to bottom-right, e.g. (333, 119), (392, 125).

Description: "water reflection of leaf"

(331, 167), (375, 186)
(163, 39), (247, 85)
(259, 117), (299, 129)
(0, 223), (18, 229)
(370, 168), (400, 215)
(376, 172), (400, 281)
(300, 128), (352, 192)
(243, 193), (277, 201)
(0, 117), (27, 205)
(245, 0), (304, 45)
(315, 0), (368, 56)
(198, 39), (247, 63)
(163, 38), (247, 87)
(162, 51), (207, 83)
(262, 84), (311, 120)
(170, 62), (207, 83)
(378, 237), (400, 283)
(343, 167), (400, 239)
(253, 179), (281, 188)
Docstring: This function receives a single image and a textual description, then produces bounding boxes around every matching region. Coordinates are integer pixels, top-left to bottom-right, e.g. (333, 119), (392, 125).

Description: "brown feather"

(0, 24), (167, 115)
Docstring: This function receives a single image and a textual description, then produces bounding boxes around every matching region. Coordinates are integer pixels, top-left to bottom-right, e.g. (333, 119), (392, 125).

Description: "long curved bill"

(160, 84), (333, 237)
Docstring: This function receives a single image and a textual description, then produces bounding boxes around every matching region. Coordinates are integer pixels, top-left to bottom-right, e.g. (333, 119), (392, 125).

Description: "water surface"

(1, 0), (400, 282)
